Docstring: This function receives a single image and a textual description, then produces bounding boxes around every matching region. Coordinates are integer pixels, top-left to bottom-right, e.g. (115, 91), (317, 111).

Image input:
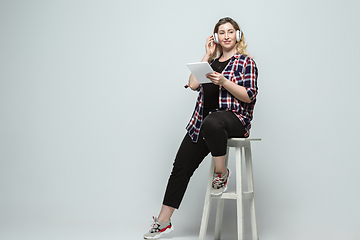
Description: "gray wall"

(1, 0), (360, 239)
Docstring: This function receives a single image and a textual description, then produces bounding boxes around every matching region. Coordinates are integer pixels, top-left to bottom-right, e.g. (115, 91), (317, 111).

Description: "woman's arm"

(222, 79), (252, 103)
(188, 53), (210, 90)
(205, 72), (252, 103)
(188, 74), (200, 91)
(188, 35), (216, 91)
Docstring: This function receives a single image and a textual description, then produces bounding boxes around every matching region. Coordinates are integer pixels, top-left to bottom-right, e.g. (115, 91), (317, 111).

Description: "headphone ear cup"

(214, 33), (219, 44)
(236, 30), (242, 42)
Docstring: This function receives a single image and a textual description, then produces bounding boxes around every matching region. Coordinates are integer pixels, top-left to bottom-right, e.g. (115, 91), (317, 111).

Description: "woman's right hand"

(205, 35), (216, 56)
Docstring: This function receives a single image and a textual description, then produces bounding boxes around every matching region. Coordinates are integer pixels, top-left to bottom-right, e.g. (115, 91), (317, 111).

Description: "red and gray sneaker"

(211, 168), (231, 196)
(143, 216), (174, 239)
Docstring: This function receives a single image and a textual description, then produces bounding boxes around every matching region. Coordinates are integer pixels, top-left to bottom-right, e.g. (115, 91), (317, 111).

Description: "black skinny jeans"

(163, 110), (246, 209)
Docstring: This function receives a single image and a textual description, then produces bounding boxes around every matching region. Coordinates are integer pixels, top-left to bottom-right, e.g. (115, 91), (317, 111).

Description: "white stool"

(199, 138), (261, 240)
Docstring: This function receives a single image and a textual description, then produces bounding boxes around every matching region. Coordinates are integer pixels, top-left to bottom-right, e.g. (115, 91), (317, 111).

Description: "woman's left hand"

(206, 72), (227, 86)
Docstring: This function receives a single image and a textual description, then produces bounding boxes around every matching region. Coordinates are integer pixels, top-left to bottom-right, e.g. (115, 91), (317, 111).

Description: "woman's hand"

(206, 72), (252, 103)
(206, 71), (227, 86)
(205, 35), (216, 56)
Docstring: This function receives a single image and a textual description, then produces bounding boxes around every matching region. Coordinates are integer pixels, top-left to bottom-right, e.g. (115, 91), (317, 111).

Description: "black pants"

(163, 110), (246, 209)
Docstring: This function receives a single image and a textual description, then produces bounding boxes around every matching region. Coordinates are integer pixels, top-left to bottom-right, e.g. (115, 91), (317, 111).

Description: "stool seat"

(227, 138), (261, 146)
(199, 138), (261, 240)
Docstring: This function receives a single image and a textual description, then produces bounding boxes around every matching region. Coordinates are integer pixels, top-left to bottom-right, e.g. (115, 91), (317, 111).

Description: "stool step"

(212, 191), (254, 200)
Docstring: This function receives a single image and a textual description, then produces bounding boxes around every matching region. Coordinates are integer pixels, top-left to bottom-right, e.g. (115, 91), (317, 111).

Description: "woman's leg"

(156, 111), (244, 220)
(213, 156), (227, 174)
(201, 110), (246, 173)
(158, 205), (175, 222)
(161, 132), (210, 212)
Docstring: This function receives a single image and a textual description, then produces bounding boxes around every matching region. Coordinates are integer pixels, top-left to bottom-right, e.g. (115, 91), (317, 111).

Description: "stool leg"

(214, 199), (225, 240)
(235, 146), (244, 240)
(199, 158), (215, 240)
(214, 147), (230, 240)
(244, 144), (259, 240)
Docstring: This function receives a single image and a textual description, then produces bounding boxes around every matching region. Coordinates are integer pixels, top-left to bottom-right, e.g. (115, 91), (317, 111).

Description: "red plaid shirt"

(186, 53), (258, 142)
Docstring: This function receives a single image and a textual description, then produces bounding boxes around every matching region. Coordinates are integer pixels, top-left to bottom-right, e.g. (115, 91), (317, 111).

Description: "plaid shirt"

(186, 53), (258, 142)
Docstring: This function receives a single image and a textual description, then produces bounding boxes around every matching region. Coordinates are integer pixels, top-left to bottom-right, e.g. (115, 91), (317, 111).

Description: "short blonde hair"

(209, 17), (252, 62)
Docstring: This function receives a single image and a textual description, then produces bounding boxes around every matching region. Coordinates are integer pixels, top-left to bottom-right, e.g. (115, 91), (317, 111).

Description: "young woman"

(144, 17), (258, 239)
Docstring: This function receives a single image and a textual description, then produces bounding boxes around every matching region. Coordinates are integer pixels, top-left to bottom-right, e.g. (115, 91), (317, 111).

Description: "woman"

(144, 17), (258, 239)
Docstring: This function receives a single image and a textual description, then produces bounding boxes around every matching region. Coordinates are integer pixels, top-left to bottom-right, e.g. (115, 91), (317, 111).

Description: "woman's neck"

(219, 48), (237, 61)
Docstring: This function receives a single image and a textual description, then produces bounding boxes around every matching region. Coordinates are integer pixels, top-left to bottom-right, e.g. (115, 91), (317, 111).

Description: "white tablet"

(187, 62), (213, 84)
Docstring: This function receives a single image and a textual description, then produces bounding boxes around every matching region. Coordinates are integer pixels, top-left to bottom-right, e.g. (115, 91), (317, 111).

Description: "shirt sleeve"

(242, 57), (258, 102)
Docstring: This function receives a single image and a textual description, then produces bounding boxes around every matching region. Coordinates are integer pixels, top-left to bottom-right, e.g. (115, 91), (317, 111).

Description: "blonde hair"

(208, 17), (252, 62)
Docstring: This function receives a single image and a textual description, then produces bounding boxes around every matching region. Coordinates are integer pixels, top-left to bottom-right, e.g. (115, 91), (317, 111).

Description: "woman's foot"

(143, 216), (174, 239)
(211, 168), (231, 196)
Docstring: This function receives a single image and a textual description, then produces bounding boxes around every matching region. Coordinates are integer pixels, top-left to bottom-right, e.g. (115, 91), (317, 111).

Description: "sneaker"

(211, 168), (231, 196)
(143, 216), (174, 239)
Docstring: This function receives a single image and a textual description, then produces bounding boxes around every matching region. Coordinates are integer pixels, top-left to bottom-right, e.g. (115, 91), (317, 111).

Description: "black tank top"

(203, 57), (231, 117)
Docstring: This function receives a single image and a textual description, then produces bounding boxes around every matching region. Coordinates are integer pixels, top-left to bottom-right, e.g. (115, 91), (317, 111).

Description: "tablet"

(187, 62), (213, 84)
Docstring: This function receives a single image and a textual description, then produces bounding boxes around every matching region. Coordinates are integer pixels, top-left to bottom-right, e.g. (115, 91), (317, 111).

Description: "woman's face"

(217, 22), (237, 50)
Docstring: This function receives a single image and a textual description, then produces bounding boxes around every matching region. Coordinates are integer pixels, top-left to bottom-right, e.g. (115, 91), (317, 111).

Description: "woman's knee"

(170, 163), (196, 180)
(202, 114), (226, 139)
(202, 114), (223, 132)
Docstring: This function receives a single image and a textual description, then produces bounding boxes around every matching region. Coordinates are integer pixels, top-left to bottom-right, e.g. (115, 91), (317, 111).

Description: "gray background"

(1, 0), (360, 239)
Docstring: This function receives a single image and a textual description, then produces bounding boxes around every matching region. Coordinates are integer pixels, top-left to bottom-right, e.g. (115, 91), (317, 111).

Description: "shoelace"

(149, 217), (160, 233)
(212, 174), (224, 189)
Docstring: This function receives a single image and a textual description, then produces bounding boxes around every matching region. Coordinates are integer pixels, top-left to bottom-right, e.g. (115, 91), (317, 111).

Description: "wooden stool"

(199, 138), (261, 240)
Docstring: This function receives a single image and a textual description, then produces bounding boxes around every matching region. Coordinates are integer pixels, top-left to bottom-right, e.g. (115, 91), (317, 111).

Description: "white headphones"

(213, 29), (242, 44)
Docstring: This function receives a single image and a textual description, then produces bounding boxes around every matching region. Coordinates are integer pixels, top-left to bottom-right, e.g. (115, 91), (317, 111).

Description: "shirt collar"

(232, 52), (241, 59)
